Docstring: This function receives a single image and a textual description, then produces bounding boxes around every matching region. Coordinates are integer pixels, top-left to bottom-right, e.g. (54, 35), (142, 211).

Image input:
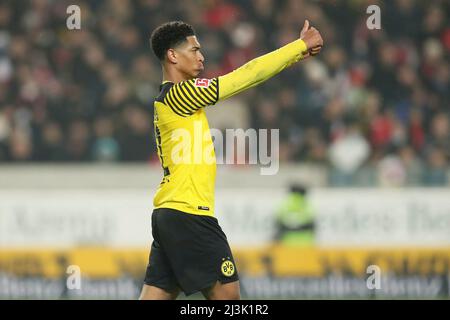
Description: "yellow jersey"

(152, 39), (308, 217)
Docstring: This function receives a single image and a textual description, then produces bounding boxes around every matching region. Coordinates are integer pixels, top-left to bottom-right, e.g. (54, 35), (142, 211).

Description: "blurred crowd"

(0, 0), (449, 186)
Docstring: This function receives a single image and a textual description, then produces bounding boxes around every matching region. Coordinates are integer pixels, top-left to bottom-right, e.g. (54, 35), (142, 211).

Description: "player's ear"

(166, 48), (177, 64)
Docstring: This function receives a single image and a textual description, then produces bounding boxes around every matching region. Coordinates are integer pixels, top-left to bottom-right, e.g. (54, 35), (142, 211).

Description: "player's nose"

(198, 51), (205, 63)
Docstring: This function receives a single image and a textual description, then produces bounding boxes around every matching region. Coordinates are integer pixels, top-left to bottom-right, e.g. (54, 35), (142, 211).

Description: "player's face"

(175, 35), (205, 78)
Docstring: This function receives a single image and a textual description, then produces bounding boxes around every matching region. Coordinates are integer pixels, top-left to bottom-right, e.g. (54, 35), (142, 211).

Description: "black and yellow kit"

(145, 39), (308, 295)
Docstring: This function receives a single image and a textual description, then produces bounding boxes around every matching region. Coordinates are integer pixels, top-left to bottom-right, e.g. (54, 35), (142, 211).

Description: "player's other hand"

(300, 20), (323, 58)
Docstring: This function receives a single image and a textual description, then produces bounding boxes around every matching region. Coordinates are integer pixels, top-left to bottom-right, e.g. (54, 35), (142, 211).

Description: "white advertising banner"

(0, 188), (284, 248)
(311, 189), (450, 247)
(0, 189), (153, 248)
(1, 188), (450, 248)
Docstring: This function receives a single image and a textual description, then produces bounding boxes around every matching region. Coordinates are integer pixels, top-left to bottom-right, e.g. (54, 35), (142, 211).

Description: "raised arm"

(162, 20), (323, 117)
(218, 39), (306, 101)
(218, 20), (323, 100)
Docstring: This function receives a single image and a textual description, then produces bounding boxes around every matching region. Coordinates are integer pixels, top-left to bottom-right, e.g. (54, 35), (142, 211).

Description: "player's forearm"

(217, 39), (308, 101)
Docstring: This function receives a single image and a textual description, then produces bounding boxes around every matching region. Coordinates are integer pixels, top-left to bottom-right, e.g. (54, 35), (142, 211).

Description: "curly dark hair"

(150, 21), (195, 61)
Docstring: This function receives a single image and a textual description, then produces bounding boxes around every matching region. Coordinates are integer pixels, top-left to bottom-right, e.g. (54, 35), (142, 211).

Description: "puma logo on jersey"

(194, 78), (211, 88)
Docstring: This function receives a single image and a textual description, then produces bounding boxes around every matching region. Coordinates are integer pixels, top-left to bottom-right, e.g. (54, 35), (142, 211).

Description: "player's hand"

(300, 20), (323, 58)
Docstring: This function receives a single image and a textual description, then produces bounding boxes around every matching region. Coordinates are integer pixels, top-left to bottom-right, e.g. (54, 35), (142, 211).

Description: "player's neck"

(162, 66), (191, 84)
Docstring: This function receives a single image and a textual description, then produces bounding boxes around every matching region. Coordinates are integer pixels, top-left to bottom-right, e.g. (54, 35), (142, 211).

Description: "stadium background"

(0, 0), (449, 299)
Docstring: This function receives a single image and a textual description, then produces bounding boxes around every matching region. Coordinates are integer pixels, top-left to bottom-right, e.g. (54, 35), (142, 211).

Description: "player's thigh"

(201, 280), (240, 300)
(139, 284), (180, 300)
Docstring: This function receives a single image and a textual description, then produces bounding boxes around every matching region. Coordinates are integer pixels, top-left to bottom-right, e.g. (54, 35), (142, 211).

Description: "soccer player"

(140, 20), (323, 300)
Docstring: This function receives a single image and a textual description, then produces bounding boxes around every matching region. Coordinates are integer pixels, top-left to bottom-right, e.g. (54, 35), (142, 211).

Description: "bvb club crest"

(221, 258), (235, 277)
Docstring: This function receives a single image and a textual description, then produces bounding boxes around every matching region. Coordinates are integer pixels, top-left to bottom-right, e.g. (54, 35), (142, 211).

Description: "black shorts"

(144, 208), (239, 296)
